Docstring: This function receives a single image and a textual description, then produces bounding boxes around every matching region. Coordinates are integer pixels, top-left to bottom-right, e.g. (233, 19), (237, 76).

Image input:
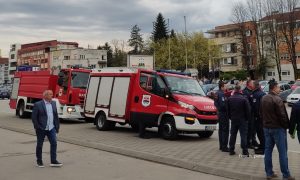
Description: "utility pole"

(168, 18), (171, 69)
(184, 16), (188, 71)
(152, 21), (156, 70)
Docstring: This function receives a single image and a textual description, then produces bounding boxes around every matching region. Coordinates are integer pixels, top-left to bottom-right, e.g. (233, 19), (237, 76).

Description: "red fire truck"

(9, 68), (91, 120)
(84, 68), (218, 139)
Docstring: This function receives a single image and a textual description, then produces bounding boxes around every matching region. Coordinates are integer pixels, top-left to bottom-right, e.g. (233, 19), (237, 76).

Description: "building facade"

(17, 40), (107, 72)
(0, 58), (9, 84)
(207, 22), (258, 76)
(18, 40), (78, 70)
(50, 48), (107, 70)
(260, 10), (300, 81)
(8, 44), (21, 83)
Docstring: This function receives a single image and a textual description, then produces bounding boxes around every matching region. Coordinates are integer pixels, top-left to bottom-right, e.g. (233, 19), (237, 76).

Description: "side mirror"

(163, 88), (171, 98)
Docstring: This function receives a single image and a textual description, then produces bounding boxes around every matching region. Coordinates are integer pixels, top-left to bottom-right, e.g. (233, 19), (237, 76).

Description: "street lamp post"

(184, 16), (188, 70)
(168, 18), (171, 69)
(152, 21), (156, 70)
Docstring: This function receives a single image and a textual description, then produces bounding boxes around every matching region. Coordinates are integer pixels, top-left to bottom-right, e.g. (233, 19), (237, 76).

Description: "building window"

(80, 55), (85, 59)
(90, 64), (96, 68)
(247, 43), (252, 51)
(245, 30), (252, 37)
(281, 71), (290, 76)
(267, 71), (275, 76)
(223, 57), (237, 65)
(102, 55), (106, 60)
(64, 56), (70, 60)
(10, 54), (15, 60)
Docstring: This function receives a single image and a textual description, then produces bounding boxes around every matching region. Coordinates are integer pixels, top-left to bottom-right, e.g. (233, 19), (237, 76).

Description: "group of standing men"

(215, 79), (299, 180)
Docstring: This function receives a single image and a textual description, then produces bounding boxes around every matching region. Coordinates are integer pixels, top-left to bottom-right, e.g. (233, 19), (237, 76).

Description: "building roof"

(0, 58), (8, 64)
(207, 21), (255, 34)
(19, 40), (79, 54)
(260, 9), (300, 22)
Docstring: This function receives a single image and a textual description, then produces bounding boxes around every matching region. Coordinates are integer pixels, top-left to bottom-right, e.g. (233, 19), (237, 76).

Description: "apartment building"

(260, 9), (300, 81)
(17, 40), (107, 71)
(8, 44), (21, 82)
(0, 58), (9, 84)
(207, 22), (258, 77)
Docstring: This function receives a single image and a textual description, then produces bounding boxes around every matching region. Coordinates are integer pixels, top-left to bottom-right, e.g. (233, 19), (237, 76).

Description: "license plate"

(205, 126), (216, 131)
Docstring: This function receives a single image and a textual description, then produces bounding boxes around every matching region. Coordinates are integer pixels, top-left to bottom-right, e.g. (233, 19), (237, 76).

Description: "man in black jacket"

(289, 100), (300, 144)
(214, 81), (229, 152)
(32, 90), (62, 168)
(252, 80), (266, 154)
(228, 85), (251, 156)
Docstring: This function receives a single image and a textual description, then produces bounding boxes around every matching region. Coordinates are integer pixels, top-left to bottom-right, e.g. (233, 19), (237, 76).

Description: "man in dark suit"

(228, 85), (251, 156)
(32, 90), (62, 168)
(289, 100), (300, 144)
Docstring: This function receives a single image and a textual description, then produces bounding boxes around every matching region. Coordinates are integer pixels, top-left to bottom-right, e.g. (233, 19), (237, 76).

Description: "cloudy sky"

(0, 0), (244, 56)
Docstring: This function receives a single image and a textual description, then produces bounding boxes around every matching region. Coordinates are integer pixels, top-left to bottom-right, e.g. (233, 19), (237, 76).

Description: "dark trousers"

(138, 120), (146, 137)
(229, 120), (248, 152)
(218, 113), (229, 150)
(36, 128), (57, 163)
(254, 116), (265, 149)
(247, 114), (257, 145)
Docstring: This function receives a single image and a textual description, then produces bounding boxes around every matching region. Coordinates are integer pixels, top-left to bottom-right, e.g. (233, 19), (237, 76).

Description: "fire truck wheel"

(95, 113), (115, 131)
(160, 117), (178, 140)
(17, 101), (28, 119)
(197, 131), (214, 138)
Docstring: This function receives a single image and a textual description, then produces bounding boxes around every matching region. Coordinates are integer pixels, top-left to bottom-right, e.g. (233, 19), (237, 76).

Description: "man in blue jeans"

(261, 81), (294, 180)
(32, 90), (62, 168)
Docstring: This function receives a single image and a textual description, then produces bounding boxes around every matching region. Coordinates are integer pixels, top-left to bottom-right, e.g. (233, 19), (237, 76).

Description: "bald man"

(32, 90), (62, 168)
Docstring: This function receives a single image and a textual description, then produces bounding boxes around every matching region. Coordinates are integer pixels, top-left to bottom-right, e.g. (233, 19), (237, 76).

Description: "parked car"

(263, 83), (292, 101)
(206, 84), (245, 99)
(287, 87), (300, 106)
(259, 80), (269, 89)
(202, 84), (218, 95)
(291, 80), (300, 90)
(0, 91), (10, 99)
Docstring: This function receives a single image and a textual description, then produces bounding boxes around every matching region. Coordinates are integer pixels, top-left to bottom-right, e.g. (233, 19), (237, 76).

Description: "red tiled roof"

(260, 10), (300, 22)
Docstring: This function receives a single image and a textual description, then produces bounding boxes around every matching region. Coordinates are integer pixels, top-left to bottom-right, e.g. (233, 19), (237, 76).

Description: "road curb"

(0, 124), (266, 180)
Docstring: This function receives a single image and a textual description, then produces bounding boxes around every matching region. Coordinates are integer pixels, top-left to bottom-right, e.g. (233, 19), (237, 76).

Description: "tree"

(153, 13), (169, 42)
(277, 0), (300, 79)
(151, 32), (220, 74)
(246, 0), (269, 79)
(263, 0), (283, 80)
(97, 42), (113, 67)
(232, 2), (255, 79)
(170, 29), (176, 38)
(128, 24), (144, 54)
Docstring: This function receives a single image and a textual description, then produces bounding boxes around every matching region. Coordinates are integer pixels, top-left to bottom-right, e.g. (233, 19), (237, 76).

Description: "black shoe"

(221, 148), (230, 152)
(50, 160), (63, 167)
(229, 151), (236, 155)
(36, 160), (44, 168)
(242, 151), (249, 156)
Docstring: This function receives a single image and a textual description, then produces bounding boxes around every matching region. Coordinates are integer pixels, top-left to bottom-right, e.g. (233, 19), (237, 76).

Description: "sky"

(0, 0), (244, 57)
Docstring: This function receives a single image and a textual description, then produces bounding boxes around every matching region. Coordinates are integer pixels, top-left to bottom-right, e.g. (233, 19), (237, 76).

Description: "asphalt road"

(1, 99), (298, 153)
(0, 100), (231, 180)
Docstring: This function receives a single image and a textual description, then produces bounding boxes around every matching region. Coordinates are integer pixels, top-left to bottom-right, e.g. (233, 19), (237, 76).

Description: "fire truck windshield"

(71, 72), (89, 89)
(164, 76), (205, 96)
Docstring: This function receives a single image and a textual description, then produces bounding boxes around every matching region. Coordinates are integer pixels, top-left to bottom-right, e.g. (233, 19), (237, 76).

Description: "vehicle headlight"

(67, 107), (75, 113)
(178, 101), (195, 110)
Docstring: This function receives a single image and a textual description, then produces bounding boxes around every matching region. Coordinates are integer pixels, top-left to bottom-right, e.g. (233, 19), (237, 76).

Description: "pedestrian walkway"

(0, 113), (299, 180)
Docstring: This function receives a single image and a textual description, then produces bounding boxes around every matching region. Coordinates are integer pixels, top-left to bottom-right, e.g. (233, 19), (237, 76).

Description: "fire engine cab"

(9, 68), (91, 120)
(84, 68), (218, 139)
